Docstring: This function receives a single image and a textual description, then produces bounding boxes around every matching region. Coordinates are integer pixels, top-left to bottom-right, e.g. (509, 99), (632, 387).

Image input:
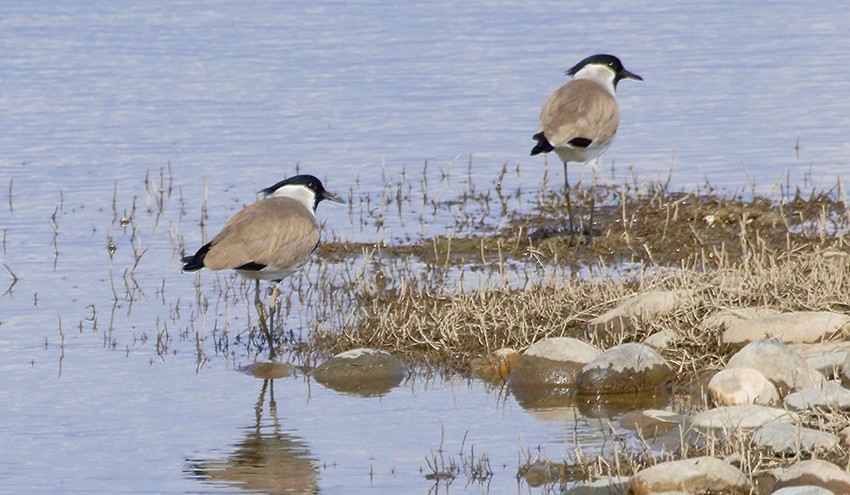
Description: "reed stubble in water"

(12, 160), (850, 491)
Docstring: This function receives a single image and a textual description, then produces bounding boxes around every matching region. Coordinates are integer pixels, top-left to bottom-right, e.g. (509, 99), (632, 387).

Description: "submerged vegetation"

(67, 160), (849, 378)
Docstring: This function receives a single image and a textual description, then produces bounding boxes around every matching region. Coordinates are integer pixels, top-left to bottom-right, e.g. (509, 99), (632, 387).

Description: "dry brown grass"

(310, 177), (850, 382)
(106, 163), (850, 491)
(311, 175), (850, 492)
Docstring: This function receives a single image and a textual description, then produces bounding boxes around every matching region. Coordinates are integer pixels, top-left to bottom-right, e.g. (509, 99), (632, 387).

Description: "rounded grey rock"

(726, 339), (823, 394)
(689, 405), (797, 431)
(576, 342), (672, 394)
(509, 337), (600, 389)
(629, 456), (750, 495)
(752, 423), (839, 455)
(313, 348), (406, 397)
(772, 459), (850, 494)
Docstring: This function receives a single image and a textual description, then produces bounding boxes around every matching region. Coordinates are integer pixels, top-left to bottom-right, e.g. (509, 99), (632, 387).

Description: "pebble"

(721, 311), (850, 345)
(784, 381), (850, 411)
(313, 348), (406, 397)
(725, 339), (823, 394)
(707, 367), (779, 406)
(701, 306), (781, 331)
(689, 404), (797, 431)
(770, 487), (835, 495)
(642, 329), (681, 350)
(751, 423), (839, 455)
(586, 289), (692, 335)
(508, 337), (600, 389)
(772, 459), (850, 494)
(575, 342), (673, 394)
(788, 341), (850, 379)
(629, 456), (751, 495)
(239, 360), (296, 379)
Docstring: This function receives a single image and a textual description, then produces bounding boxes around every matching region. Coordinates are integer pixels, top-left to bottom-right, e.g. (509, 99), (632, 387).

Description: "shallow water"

(2, 1), (849, 493)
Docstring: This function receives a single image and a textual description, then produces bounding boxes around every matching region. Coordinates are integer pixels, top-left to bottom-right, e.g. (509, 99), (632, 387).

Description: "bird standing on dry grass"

(531, 54), (642, 239)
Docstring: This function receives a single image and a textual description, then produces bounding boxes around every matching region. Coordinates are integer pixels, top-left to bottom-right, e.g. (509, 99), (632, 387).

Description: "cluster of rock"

(471, 290), (850, 494)
(247, 288), (850, 493)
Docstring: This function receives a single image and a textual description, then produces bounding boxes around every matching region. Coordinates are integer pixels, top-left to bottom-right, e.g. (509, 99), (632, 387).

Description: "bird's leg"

(587, 163), (597, 243)
(562, 161), (576, 242)
(254, 279), (275, 359)
(266, 283), (282, 360)
(254, 279), (267, 330)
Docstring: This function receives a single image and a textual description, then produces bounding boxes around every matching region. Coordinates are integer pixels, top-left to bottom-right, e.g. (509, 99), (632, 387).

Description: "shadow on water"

(184, 379), (319, 494)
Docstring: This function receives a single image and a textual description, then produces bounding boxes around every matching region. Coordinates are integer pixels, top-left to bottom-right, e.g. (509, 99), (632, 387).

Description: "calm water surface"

(2, 1), (849, 493)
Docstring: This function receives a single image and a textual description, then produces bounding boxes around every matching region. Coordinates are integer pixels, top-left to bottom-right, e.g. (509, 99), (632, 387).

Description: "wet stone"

(725, 339), (823, 394)
(751, 423), (839, 455)
(772, 459), (850, 494)
(508, 337), (600, 389)
(689, 405), (797, 431)
(575, 343), (672, 394)
(470, 348), (519, 382)
(708, 367), (779, 406)
(239, 360), (296, 380)
(721, 310), (850, 345)
(629, 456), (751, 495)
(784, 381), (850, 411)
(586, 289), (692, 335)
(313, 348), (406, 397)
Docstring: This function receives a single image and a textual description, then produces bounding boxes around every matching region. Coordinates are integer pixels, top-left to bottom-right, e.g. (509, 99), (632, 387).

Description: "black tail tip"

(181, 243), (211, 272)
(530, 132), (554, 156)
(181, 255), (204, 272)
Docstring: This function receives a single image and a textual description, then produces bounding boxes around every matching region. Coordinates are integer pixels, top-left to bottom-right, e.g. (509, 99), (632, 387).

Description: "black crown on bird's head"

(260, 174), (323, 196)
(566, 54), (643, 88)
(260, 174), (343, 210)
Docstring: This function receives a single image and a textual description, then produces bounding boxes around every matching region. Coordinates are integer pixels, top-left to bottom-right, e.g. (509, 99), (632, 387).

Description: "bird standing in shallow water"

(182, 174), (343, 359)
(531, 54), (642, 240)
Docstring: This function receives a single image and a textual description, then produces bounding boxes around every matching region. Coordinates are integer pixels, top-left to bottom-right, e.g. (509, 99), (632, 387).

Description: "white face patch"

(572, 64), (617, 95)
(267, 184), (317, 212)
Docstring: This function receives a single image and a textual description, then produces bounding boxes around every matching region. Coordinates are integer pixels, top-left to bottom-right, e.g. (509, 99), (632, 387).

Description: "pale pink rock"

(707, 367), (779, 406)
(725, 339), (823, 394)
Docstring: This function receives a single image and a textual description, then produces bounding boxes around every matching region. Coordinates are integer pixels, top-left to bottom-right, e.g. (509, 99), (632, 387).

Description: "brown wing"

(538, 79), (620, 148)
(203, 197), (320, 271)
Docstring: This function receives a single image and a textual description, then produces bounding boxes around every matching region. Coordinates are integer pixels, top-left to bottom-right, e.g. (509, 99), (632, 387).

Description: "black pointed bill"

(321, 190), (345, 205)
(620, 69), (643, 81)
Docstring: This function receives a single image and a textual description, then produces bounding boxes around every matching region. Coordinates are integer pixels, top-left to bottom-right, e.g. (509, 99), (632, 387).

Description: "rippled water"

(2, 1), (849, 493)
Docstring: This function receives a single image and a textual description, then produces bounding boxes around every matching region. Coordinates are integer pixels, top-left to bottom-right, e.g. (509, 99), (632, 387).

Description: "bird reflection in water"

(185, 379), (318, 494)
